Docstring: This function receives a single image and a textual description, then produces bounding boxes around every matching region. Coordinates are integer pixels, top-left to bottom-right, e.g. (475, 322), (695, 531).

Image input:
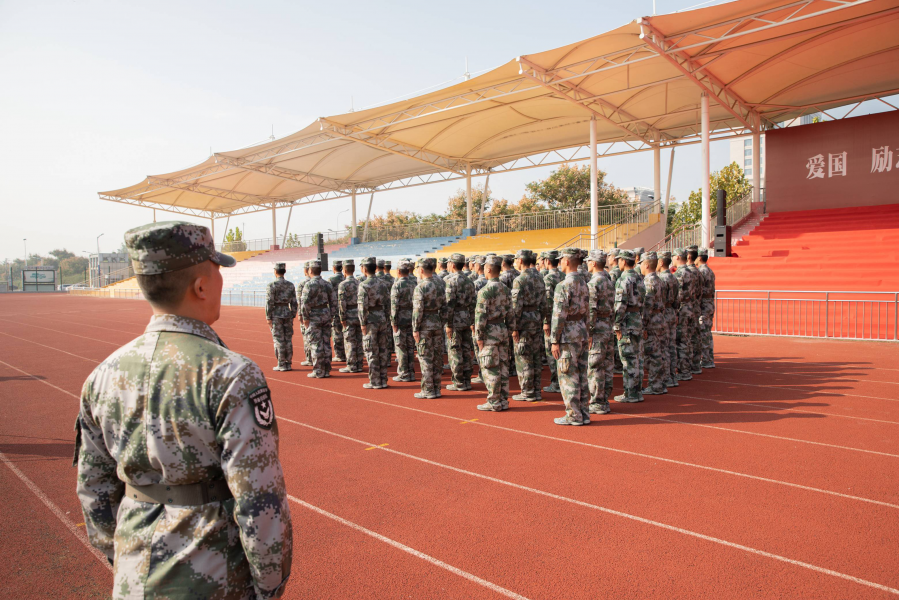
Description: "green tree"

(60, 256), (90, 284)
(671, 162), (752, 230)
(49, 249), (75, 261)
(446, 184), (492, 220)
(524, 163), (628, 210)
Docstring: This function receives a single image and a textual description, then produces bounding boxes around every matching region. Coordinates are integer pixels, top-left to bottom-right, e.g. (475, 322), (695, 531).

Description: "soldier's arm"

(411, 285), (423, 333)
(265, 285), (273, 320)
(550, 285), (566, 344)
(357, 284), (368, 325)
(75, 376), (123, 564)
(543, 275), (553, 325)
(216, 362), (292, 599)
(504, 288), (517, 332)
(288, 285), (298, 318)
(390, 284), (400, 324)
(444, 279), (456, 327)
(588, 281), (598, 332)
(329, 284), (338, 316)
(613, 281), (627, 331)
(301, 285), (311, 320)
(510, 280), (522, 326)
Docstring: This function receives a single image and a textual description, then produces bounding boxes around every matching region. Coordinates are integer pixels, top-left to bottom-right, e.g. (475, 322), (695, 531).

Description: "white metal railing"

(556, 201), (661, 250)
(652, 189), (754, 252)
(364, 220), (466, 242)
(714, 290), (898, 341)
(217, 230), (350, 253)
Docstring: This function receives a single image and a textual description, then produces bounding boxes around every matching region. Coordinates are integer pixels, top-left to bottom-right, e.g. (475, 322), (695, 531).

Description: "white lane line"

(281, 417), (899, 597)
(288, 495), (530, 600)
(0, 450), (112, 572)
(693, 376), (899, 404)
(0, 320), (120, 346)
(268, 377), (899, 506)
(717, 365), (899, 386)
(0, 332), (101, 363)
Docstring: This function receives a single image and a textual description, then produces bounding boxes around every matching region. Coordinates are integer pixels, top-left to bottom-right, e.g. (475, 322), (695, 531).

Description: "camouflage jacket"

(301, 276), (335, 324)
(543, 268), (564, 325)
(474, 279), (513, 344)
(686, 264), (703, 303)
(328, 272), (345, 320)
(432, 271), (447, 323)
(659, 270), (680, 311)
(412, 276), (446, 332)
(357, 276), (390, 326)
(474, 274), (488, 294)
(390, 276), (416, 328)
(674, 265), (697, 307)
(379, 272), (396, 291)
(643, 272), (665, 318)
(609, 265), (622, 286)
(468, 270), (479, 282)
(614, 269), (644, 332)
(338, 276), (360, 323)
(698, 264), (716, 300)
(436, 269), (450, 280)
(266, 277), (298, 320)
(550, 272), (589, 344)
(499, 268), (519, 289)
(295, 279), (307, 316)
(75, 315), (292, 600)
(444, 272), (476, 330)
(588, 270), (615, 333)
(328, 271), (345, 290)
(511, 267), (546, 334)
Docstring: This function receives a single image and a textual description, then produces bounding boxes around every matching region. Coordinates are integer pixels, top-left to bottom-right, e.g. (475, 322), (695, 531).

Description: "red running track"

(1, 294), (898, 599)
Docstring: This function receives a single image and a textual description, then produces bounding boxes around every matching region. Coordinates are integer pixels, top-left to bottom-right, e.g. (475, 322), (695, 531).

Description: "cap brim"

(212, 251), (237, 268)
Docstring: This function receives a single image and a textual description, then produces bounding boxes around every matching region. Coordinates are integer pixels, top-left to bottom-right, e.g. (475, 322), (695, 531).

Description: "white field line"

(694, 376), (899, 403)
(716, 365), (899, 387)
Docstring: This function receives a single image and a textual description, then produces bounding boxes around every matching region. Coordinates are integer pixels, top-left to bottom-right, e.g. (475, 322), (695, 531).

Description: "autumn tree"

(671, 162), (752, 229)
(524, 164), (628, 210)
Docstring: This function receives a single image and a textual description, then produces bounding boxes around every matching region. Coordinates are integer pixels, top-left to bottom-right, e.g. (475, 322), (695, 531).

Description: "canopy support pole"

(589, 117), (598, 249)
(465, 164), (473, 234)
(477, 173), (490, 235)
(282, 206), (293, 247)
(210, 217), (215, 246)
(362, 192), (374, 243)
(271, 203), (278, 249)
(351, 187), (358, 244)
(752, 113), (761, 207)
(222, 216), (230, 245)
(152, 209), (156, 223)
(664, 147), (675, 225)
(701, 92), (710, 246)
(653, 144), (661, 213)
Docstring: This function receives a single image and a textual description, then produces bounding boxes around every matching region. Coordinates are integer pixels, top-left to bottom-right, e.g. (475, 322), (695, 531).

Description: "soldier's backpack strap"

(124, 480), (233, 505)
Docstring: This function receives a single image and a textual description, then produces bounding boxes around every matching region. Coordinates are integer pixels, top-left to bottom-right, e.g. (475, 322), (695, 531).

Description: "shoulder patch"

(248, 386), (275, 430)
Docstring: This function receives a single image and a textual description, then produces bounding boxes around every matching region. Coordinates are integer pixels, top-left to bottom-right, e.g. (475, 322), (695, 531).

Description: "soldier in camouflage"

(673, 248), (697, 381)
(297, 262), (313, 366)
(686, 245), (704, 375)
(444, 253), (476, 391)
(632, 247), (645, 279)
(301, 260), (336, 378)
(640, 252), (668, 395)
(377, 259), (396, 361)
(510, 249), (546, 402)
(697, 247), (716, 368)
(474, 255), (515, 411)
(358, 257), (392, 389)
(550, 248), (590, 425)
(76, 221), (292, 600)
(542, 250), (564, 394)
(266, 262), (298, 372)
(499, 254), (519, 288)
(657, 251), (680, 388)
(412, 258), (446, 398)
(613, 249), (645, 403)
(391, 258), (417, 382)
(329, 260), (347, 362)
(437, 257), (450, 280)
(586, 249), (614, 414)
(468, 256), (480, 281)
(607, 248), (624, 375)
(338, 259), (364, 373)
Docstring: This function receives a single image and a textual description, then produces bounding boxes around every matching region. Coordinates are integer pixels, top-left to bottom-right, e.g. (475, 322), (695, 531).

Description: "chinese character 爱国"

(828, 152), (847, 177)
(806, 154), (825, 179)
(871, 146), (893, 173)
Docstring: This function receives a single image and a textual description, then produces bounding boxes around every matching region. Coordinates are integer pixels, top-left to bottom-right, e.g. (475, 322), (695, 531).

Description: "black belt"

(307, 304), (328, 309)
(521, 304), (540, 311)
(422, 309), (440, 313)
(595, 310), (611, 317)
(125, 480), (232, 506)
(626, 307), (641, 313)
(487, 318), (506, 324)
(567, 314), (586, 321)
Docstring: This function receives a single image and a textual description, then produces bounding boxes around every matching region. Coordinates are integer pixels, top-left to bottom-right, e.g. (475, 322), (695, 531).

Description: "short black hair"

(697, 254), (708, 263)
(644, 259), (659, 271)
(333, 264), (343, 272)
(344, 264), (355, 273)
(310, 266), (322, 276)
(136, 263), (202, 307)
(398, 267), (409, 276)
(364, 264), (377, 275)
(624, 258), (636, 268)
(548, 258), (560, 268)
(661, 257), (672, 268)
(521, 256), (535, 267)
(453, 261), (464, 270)
(274, 268), (286, 276)
(421, 264), (434, 275)
(687, 250), (698, 261)
(503, 257), (514, 267)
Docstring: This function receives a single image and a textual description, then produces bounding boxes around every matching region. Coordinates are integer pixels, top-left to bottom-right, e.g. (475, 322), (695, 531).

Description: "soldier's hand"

(551, 343), (561, 360)
(445, 326), (452, 337)
(266, 320), (272, 326)
(644, 330), (648, 339)
(588, 336), (593, 347)
(512, 331), (520, 343)
(341, 321), (347, 328)
(393, 325), (398, 334)
(413, 332), (421, 344)
(362, 325), (368, 335)
(543, 324), (550, 335)
(477, 340), (484, 351)
(616, 331), (622, 340)
(304, 320), (310, 328)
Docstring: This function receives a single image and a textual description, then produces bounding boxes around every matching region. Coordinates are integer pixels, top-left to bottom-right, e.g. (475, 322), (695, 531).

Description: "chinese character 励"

(871, 146), (893, 173)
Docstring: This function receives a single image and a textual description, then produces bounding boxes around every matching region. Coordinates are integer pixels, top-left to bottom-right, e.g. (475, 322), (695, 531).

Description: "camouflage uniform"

(444, 254), (476, 391)
(608, 250), (623, 374)
(685, 247), (704, 374)
(543, 255), (564, 393)
(266, 267), (298, 371)
(658, 253), (681, 387)
(673, 249), (698, 381)
(586, 251), (614, 413)
(377, 260), (396, 360)
(436, 258), (450, 281)
(640, 252), (667, 395)
(697, 248), (716, 368)
(551, 248), (590, 425)
(296, 265), (312, 366)
(391, 263), (417, 382)
(613, 251), (645, 402)
(76, 221), (291, 600)
(358, 258), (391, 388)
(474, 256), (514, 410)
(412, 259), (446, 398)
(301, 265), (336, 377)
(338, 260), (363, 373)
(329, 263), (346, 362)
(510, 250), (546, 401)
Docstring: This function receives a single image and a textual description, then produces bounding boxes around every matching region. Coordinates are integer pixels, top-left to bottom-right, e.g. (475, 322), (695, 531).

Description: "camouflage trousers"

(690, 303), (702, 372)
(513, 329), (543, 399)
(665, 307), (678, 383)
(448, 328), (474, 387)
(617, 329), (643, 399)
(558, 340), (589, 423)
(479, 339), (509, 408)
(700, 299), (715, 365)
(306, 321), (332, 376)
(343, 319), (363, 371)
(332, 319), (346, 361)
(394, 325), (416, 379)
(544, 331), (559, 387)
(363, 321), (391, 386)
(301, 324), (312, 363)
(644, 313), (667, 393)
(270, 317), (294, 367)
(607, 325), (618, 394)
(675, 306), (694, 377)
(416, 329), (443, 396)
(588, 323), (613, 405)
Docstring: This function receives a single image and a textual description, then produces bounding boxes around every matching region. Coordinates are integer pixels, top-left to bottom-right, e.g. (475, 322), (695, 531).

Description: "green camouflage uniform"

(474, 261), (514, 410)
(658, 257), (680, 386)
(543, 263), (564, 391)
(673, 251), (697, 380)
(607, 254), (623, 375)
(301, 271), (336, 377)
(697, 252), (716, 367)
(614, 256), (645, 402)
(412, 262), (446, 397)
(391, 271), (417, 381)
(266, 274), (298, 370)
(641, 256), (667, 395)
(587, 254), (614, 411)
(358, 260), (391, 388)
(510, 252), (546, 401)
(551, 250), (590, 424)
(444, 260), (476, 390)
(338, 267), (363, 372)
(685, 258), (704, 374)
(329, 267), (346, 362)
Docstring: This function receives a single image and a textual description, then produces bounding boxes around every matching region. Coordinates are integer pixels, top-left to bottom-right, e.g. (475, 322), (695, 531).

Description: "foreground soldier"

(686, 245), (704, 374)
(474, 255), (514, 411)
(391, 259), (417, 382)
(542, 250), (563, 394)
(76, 221), (292, 600)
(613, 249), (645, 403)
(640, 252), (668, 395)
(657, 251), (680, 388)
(510, 249), (546, 401)
(444, 253), (475, 391)
(301, 260), (335, 378)
(586, 249), (614, 414)
(550, 248), (590, 425)
(266, 262), (298, 371)
(297, 262), (313, 366)
(338, 259), (364, 373)
(358, 257), (391, 389)
(412, 258), (446, 398)
(673, 248), (697, 381)
(607, 248), (623, 375)
(697, 247), (716, 368)
(329, 260), (347, 362)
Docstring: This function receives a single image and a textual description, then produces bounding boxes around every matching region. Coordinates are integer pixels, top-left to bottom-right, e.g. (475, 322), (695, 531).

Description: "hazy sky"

(1, 0), (740, 260)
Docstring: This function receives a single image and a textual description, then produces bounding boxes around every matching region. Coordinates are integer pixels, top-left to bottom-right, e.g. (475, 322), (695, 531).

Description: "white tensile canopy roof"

(100, 0), (899, 219)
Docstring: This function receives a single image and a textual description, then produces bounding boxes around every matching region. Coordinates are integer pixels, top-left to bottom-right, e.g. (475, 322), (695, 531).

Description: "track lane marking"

(716, 365), (899, 386)
(688, 375), (899, 404)
(281, 417), (899, 597)
(364, 443), (389, 451)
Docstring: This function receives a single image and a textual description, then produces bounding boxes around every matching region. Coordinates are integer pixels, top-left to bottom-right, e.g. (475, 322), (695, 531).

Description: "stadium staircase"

(328, 236), (462, 269)
(223, 243), (348, 291)
(712, 204), (899, 291)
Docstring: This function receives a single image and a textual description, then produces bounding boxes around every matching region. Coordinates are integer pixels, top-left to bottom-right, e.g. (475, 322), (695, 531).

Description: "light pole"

(336, 208), (350, 233)
(95, 234), (104, 288)
(23, 239), (27, 268)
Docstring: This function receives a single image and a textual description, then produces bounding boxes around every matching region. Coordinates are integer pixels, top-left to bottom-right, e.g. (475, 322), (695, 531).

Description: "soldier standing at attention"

(673, 248), (696, 381)
(444, 253), (475, 391)
(436, 257), (449, 280)
(266, 262), (298, 372)
(76, 221), (292, 600)
(358, 257), (391, 389)
(586, 249), (614, 415)
(542, 250), (564, 395)
(338, 259), (364, 373)
(550, 248), (590, 425)
(412, 258), (445, 398)
(685, 245), (704, 375)
(474, 255), (514, 411)
(607, 248), (623, 374)
(329, 260), (347, 363)
(499, 254), (519, 288)
(296, 262), (312, 366)
(383, 260), (396, 289)
(429, 258), (449, 374)
(391, 259), (417, 383)
(640, 252), (667, 396)
(468, 256), (480, 281)
(301, 259), (335, 378)
(657, 251), (680, 388)
(613, 249), (645, 403)
(510, 249), (546, 402)
(632, 247), (646, 279)
(696, 247), (716, 369)
(461, 257), (472, 278)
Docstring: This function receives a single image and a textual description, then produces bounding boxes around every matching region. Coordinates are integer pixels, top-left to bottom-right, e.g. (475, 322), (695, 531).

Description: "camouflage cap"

(484, 255), (503, 268)
(438, 257), (448, 265)
(309, 259), (322, 268)
(674, 247), (688, 258)
(587, 249), (607, 262)
(399, 258), (415, 270)
(450, 252), (466, 263)
(503, 254), (514, 262)
(545, 250), (560, 261)
(515, 249), (532, 259)
(476, 255), (487, 265)
(343, 258), (355, 266)
(608, 247), (620, 258)
(698, 247), (710, 257)
(633, 246), (645, 255)
(376, 259), (385, 268)
(639, 250), (658, 262)
(687, 244), (699, 251)
(618, 249), (636, 260)
(421, 257), (437, 270)
(658, 251), (672, 260)
(124, 221), (236, 275)
(560, 247), (584, 260)
(332, 260), (343, 268)
(274, 262), (286, 270)
(469, 254), (479, 263)
(385, 260), (392, 267)
(361, 256), (377, 267)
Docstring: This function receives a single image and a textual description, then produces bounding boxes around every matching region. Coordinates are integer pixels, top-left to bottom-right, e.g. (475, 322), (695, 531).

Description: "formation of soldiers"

(267, 244), (716, 426)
